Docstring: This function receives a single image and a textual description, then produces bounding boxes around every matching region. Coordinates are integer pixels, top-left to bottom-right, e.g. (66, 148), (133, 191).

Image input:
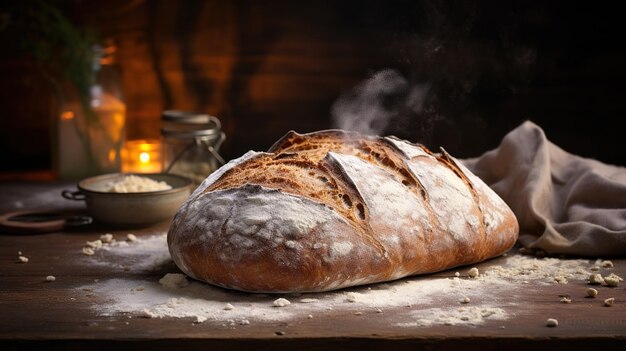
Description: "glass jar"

(161, 111), (225, 185)
(55, 42), (126, 180)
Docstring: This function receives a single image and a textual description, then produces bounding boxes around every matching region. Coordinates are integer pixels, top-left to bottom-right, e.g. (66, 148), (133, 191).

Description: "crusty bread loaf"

(167, 130), (519, 293)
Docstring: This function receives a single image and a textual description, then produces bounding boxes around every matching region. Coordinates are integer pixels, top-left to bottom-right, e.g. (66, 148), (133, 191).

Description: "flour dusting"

(481, 255), (592, 284)
(80, 236), (606, 328)
(81, 232), (172, 271)
(399, 306), (508, 327)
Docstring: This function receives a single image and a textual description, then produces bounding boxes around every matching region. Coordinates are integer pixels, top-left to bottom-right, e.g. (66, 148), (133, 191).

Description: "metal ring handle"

(213, 131), (226, 150)
(206, 115), (222, 130)
(62, 190), (86, 201)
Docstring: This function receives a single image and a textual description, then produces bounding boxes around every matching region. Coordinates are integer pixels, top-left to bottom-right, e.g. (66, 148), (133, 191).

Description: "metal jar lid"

(161, 110), (222, 140)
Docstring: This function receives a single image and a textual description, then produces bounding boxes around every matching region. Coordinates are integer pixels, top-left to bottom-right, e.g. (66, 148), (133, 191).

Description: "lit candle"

(122, 139), (163, 173)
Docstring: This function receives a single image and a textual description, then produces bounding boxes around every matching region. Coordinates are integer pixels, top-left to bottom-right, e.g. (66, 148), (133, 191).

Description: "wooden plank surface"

(0, 181), (625, 350)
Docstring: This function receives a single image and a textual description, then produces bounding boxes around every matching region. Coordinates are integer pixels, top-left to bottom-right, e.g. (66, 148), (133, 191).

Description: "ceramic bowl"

(63, 173), (192, 227)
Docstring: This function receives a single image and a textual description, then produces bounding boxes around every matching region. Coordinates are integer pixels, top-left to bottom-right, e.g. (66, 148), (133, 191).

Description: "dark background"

(0, 0), (624, 174)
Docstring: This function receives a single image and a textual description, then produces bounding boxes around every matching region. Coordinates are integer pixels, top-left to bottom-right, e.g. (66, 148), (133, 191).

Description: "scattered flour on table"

(479, 255), (593, 284)
(79, 239), (607, 327)
(81, 232), (172, 271)
(84, 273), (513, 326)
(398, 306), (507, 327)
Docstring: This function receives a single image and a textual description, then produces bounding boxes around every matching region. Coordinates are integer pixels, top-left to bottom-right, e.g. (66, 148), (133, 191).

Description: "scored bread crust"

(167, 130), (519, 293)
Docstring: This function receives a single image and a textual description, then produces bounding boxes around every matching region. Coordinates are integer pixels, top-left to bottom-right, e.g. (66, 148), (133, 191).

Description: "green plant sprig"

(6, 0), (101, 124)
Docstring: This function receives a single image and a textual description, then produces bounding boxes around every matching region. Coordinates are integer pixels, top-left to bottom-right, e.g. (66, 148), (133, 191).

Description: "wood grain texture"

(1, 1), (625, 174)
(0, 182), (625, 350)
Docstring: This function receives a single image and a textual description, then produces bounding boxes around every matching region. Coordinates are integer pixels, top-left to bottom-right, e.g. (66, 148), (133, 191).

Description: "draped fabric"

(462, 121), (626, 257)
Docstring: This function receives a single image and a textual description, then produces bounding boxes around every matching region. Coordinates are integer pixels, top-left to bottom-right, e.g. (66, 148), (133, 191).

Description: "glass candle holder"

(121, 139), (163, 173)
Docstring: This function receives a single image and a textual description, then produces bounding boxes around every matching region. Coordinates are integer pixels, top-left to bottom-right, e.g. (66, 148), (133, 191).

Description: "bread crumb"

(307, 314), (313, 319)
(460, 297), (471, 304)
(604, 275), (620, 287)
(275, 331), (285, 336)
(158, 273), (189, 288)
(195, 315), (207, 323)
(586, 288), (598, 297)
(100, 233), (114, 244)
(546, 318), (558, 327)
(588, 273), (605, 285)
(604, 298), (615, 307)
(82, 247), (95, 256)
(18, 255), (29, 263)
(468, 267), (479, 278)
(605, 273), (623, 282)
(273, 298), (291, 307)
(602, 260), (614, 268)
(140, 308), (158, 318)
(560, 297), (571, 304)
(354, 311), (363, 316)
(17, 251), (22, 255)
(375, 308), (383, 313)
(454, 272), (460, 277)
(346, 292), (360, 303)
(224, 303), (234, 310)
(554, 275), (568, 284)
(85, 240), (103, 249)
(238, 319), (250, 325)
(126, 233), (137, 242)
(46, 275), (56, 282)
(299, 298), (319, 303)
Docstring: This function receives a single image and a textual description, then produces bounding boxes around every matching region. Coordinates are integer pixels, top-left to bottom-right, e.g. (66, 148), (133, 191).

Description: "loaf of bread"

(167, 130), (519, 293)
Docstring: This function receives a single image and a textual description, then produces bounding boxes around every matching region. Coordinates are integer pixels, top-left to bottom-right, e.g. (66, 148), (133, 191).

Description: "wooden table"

(1, 181), (625, 350)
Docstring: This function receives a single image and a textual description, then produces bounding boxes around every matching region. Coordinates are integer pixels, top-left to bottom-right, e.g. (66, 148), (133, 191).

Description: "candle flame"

(122, 140), (162, 173)
(139, 151), (151, 164)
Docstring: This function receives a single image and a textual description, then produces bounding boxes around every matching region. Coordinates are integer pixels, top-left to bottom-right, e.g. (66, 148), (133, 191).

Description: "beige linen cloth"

(462, 121), (626, 257)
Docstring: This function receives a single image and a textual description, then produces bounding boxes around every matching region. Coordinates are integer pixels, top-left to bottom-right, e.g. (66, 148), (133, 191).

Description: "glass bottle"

(55, 42), (126, 180)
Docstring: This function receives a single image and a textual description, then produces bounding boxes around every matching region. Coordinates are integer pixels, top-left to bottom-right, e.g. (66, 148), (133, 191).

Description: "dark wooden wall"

(1, 0), (624, 173)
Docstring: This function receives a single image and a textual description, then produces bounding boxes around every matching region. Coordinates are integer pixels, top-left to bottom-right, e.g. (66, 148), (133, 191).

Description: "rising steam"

(331, 69), (430, 135)
(330, 1), (538, 149)
(331, 69), (431, 137)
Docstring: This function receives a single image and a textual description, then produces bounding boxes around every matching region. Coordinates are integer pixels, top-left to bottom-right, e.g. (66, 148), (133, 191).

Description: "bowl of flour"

(63, 173), (192, 227)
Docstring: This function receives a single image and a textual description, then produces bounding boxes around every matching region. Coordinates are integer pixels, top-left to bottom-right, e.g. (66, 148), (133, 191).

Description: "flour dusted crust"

(168, 130), (519, 292)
